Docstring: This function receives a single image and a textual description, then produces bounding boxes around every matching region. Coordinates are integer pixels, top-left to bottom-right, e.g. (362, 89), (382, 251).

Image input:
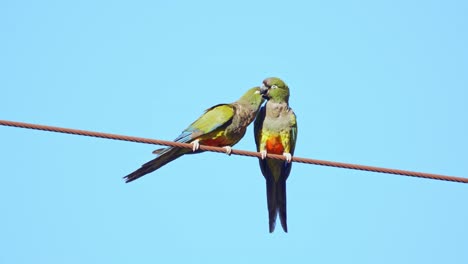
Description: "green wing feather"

(174, 104), (235, 142)
(187, 104), (235, 134)
(289, 110), (298, 155)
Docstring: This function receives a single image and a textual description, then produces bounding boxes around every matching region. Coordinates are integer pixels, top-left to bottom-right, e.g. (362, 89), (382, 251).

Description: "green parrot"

(254, 77), (297, 233)
(124, 87), (266, 183)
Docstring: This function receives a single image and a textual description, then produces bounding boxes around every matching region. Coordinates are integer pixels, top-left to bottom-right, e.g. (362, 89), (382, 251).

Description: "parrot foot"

(191, 139), (200, 152)
(260, 150), (267, 159)
(222, 146), (232, 155)
(283, 152), (292, 163)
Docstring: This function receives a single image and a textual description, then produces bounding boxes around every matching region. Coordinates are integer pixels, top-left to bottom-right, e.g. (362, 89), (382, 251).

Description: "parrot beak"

(260, 85), (269, 97)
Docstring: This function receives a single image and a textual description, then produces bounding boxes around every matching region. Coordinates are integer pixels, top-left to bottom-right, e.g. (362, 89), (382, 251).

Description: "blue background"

(1, 1), (467, 263)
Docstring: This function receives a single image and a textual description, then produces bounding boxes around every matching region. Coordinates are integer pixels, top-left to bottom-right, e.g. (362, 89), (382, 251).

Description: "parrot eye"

(271, 85), (278, 89)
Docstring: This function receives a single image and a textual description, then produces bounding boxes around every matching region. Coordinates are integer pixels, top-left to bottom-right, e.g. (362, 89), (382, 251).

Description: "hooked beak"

(260, 85), (269, 98)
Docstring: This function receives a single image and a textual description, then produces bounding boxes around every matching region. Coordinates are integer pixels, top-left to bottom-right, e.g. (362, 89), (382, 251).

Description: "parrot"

(124, 86), (266, 183)
(254, 77), (297, 233)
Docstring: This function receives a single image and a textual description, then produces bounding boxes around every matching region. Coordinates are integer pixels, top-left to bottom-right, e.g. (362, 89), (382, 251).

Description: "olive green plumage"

(124, 87), (265, 183)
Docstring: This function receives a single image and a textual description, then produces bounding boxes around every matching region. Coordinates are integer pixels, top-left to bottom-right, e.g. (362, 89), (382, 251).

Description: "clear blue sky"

(1, 1), (468, 263)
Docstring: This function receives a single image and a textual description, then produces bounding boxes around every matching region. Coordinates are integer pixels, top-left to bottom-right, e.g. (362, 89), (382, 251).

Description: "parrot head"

(261, 77), (289, 103)
(238, 86), (266, 108)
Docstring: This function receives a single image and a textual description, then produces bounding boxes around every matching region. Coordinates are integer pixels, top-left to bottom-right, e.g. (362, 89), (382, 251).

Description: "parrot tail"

(123, 147), (184, 183)
(266, 179), (288, 233)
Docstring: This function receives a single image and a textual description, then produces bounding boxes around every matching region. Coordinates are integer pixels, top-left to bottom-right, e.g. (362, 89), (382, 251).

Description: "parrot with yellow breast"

(254, 77), (297, 233)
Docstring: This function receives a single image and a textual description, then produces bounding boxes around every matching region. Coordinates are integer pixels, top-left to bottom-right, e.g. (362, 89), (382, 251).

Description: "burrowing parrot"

(254, 77), (297, 233)
(124, 87), (266, 183)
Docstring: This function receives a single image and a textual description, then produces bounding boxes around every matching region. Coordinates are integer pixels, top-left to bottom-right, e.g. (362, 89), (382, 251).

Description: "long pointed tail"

(123, 147), (184, 183)
(266, 179), (288, 233)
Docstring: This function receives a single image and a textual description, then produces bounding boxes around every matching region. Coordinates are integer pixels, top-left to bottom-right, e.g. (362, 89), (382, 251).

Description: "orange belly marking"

(266, 136), (284, 154)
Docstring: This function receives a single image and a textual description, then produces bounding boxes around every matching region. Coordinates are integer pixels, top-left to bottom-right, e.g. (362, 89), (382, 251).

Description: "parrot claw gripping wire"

(283, 153), (292, 163)
(260, 150), (267, 160)
(223, 146), (232, 155)
(191, 139), (200, 152)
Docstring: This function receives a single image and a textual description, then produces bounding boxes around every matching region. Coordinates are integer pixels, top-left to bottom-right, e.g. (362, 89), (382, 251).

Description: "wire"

(1, 119), (466, 184)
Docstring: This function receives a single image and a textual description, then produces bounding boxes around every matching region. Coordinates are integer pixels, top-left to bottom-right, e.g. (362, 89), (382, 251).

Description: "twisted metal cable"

(1, 119), (466, 183)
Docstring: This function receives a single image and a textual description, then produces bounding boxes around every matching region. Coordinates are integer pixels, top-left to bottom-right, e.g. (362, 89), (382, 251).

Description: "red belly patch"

(201, 136), (230, 147)
(266, 136), (284, 154)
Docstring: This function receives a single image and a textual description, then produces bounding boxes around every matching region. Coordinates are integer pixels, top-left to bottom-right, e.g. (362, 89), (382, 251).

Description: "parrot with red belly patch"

(124, 87), (265, 183)
(254, 77), (297, 233)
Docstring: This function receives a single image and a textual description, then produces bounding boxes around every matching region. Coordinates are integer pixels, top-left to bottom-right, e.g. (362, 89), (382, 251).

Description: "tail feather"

(266, 179), (288, 233)
(277, 180), (288, 232)
(266, 179), (278, 233)
(124, 147), (184, 183)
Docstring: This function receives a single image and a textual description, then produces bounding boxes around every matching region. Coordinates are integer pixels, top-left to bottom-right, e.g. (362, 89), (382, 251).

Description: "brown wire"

(1, 119), (466, 183)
